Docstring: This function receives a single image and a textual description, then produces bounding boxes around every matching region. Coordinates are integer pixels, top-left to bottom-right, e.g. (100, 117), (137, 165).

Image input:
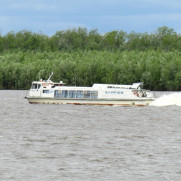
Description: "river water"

(0, 90), (181, 181)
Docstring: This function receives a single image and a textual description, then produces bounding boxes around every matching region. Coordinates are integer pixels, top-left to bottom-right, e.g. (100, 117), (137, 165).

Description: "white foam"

(150, 92), (181, 106)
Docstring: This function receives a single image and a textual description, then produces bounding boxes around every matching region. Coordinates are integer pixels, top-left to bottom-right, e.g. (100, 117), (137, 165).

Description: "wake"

(150, 92), (181, 106)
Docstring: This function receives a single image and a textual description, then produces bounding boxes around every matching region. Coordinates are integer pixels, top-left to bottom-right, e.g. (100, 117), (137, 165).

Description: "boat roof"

(32, 79), (65, 84)
(32, 80), (143, 89)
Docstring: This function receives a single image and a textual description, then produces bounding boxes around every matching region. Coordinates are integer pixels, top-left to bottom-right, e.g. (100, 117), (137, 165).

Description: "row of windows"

(54, 90), (98, 99)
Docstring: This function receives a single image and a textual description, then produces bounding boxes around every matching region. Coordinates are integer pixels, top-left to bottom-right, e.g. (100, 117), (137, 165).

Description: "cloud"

(1, 0), (181, 35)
(96, 13), (181, 33)
(9, 1), (58, 12)
(0, 13), (87, 35)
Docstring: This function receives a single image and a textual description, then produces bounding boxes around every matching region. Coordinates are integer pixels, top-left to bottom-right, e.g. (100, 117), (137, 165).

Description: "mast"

(48, 72), (53, 82)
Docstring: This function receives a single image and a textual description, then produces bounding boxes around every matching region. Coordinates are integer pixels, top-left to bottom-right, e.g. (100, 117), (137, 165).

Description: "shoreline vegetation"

(1, 26), (181, 91)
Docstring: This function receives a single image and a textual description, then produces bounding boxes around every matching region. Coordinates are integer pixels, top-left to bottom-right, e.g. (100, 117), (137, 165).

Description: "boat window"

(31, 83), (38, 89)
(76, 90), (83, 98)
(83, 91), (91, 98)
(91, 91), (98, 99)
(31, 83), (41, 89)
(43, 90), (49, 93)
(69, 91), (76, 98)
(62, 90), (68, 98)
(54, 90), (62, 98)
(54, 90), (97, 99)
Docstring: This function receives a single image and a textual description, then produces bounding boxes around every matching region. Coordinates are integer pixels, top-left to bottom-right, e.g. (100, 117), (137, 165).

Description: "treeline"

(0, 26), (181, 52)
(1, 50), (181, 91)
(1, 26), (181, 91)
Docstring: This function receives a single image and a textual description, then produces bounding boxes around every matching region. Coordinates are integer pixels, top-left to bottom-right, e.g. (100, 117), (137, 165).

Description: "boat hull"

(26, 97), (154, 106)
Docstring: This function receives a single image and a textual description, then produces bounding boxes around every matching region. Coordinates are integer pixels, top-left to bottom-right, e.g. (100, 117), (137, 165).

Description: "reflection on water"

(0, 90), (181, 181)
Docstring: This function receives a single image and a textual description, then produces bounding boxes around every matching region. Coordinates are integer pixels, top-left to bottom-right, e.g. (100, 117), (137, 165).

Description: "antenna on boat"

(73, 77), (76, 86)
(48, 72), (53, 81)
(39, 72), (41, 80)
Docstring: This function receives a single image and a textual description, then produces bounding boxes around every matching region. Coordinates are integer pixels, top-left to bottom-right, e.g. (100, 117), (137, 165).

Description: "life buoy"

(133, 91), (139, 97)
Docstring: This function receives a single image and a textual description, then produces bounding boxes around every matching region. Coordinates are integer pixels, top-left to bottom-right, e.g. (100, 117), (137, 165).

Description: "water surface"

(0, 90), (181, 181)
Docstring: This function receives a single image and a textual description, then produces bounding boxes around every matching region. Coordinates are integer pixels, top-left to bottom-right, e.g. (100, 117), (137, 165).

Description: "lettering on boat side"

(105, 91), (123, 94)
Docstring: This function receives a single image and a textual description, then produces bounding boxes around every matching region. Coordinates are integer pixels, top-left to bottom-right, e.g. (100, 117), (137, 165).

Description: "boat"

(25, 73), (155, 106)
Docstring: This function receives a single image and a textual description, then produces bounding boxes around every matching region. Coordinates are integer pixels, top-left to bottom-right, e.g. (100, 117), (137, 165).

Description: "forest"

(0, 26), (181, 91)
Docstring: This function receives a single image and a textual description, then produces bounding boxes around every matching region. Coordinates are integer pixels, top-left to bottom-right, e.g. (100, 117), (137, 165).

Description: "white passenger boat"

(25, 73), (155, 106)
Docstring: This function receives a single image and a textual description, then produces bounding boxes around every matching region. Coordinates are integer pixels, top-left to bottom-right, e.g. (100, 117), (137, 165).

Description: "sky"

(1, 0), (181, 36)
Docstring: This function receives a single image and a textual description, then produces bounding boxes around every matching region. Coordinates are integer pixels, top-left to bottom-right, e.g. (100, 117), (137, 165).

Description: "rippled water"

(0, 90), (181, 181)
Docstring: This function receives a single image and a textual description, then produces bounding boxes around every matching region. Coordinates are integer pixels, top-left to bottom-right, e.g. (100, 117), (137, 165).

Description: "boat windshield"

(31, 83), (41, 89)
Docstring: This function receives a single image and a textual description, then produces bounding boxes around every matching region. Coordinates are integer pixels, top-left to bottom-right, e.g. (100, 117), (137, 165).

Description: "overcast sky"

(1, 0), (181, 36)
